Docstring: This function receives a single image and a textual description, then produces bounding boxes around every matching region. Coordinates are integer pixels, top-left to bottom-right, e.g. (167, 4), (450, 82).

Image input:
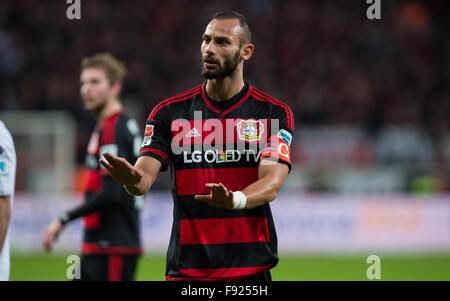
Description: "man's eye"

(217, 39), (229, 45)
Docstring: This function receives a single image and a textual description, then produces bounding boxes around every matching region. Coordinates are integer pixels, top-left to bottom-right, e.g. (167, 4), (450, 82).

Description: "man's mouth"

(203, 58), (219, 68)
(83, 96), (94, 104)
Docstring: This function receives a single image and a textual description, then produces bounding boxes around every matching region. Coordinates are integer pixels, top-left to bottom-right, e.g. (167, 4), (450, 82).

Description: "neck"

(94, 98), (123, 123)
(205, 65), (245, 102)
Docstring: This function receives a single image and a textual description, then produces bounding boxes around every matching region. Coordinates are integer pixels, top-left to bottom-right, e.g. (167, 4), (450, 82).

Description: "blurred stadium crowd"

(0, 0), (448, 193)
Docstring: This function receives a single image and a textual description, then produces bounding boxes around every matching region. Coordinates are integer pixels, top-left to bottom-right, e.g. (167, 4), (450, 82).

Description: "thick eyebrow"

(215, 36), (231, 43)
(202, 33), (232, 43)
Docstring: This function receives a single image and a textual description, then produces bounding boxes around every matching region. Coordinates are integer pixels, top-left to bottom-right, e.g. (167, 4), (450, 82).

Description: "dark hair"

(212, 11), (252, 45)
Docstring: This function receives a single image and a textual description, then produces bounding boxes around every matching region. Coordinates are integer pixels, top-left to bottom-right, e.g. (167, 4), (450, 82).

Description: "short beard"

(201, 51), (240, 79)
(84, 97), (107, 115)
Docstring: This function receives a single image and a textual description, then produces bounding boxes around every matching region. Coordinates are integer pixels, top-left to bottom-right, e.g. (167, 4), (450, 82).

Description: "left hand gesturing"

(194, 183), (234, 209)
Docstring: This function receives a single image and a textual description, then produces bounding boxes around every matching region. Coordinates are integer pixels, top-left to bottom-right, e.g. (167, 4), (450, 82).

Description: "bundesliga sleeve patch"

(260, 131), (292, 164)
(141, 125), (154, 147)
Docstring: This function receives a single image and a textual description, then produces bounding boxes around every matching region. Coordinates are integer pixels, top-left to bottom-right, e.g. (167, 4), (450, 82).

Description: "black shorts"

(167, 269), (272, 282)
(77, 254), (139, 281)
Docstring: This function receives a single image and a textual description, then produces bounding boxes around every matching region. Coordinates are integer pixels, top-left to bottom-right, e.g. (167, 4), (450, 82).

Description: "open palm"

(194, 183), (234, 209)
(99, 152), (142, 186)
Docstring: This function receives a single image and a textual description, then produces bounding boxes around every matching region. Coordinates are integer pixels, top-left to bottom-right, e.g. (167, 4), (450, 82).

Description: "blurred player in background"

(43, 53), (143, 281)
(0, 121), (16, 281)
(101, 11), (294, 281)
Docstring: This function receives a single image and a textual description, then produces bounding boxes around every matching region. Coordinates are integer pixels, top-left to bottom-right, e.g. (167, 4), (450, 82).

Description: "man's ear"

(111, 82), (122, 97)
(240, 43), (255, 61)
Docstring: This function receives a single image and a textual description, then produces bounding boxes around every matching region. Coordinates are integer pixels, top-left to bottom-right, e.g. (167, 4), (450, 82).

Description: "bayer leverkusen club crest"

(237, 120), (264, 142)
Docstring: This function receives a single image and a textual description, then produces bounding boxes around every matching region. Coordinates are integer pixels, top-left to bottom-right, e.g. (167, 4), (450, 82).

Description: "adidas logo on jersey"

(186, 127), (201, 137)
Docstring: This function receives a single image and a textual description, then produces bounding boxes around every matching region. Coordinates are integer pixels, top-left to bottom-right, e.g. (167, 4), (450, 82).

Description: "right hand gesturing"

(99, 152), (143, 186)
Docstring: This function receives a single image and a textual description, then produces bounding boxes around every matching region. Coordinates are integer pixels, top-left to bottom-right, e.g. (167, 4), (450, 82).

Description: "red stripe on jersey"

(252, 90), (294, 131)
(175, 167), (258, 195)
(139, 147), (170, 163)
(85, 169), (101, 191)
(108, 255), (123, 281)
(174, 264), (272, 280)
(81, 243), (143, 255)
(180, 217), (270, 245)
(149, 86), (202, 121)
(83, 213), (100, 229)
(101, 111), (121, 145)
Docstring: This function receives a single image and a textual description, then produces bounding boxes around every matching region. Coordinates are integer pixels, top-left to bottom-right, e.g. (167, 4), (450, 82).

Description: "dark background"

(0, 0), (448, 193)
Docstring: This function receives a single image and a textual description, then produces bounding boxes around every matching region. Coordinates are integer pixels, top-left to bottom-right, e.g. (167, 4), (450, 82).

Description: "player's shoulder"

(116, 112), (135, 124)
(166, 84), (203, 101)
(99, 112), (139, 145)
(116, 113), (140, 135)
(148, 84), (203, 121)
(0, 121), (11, 138)
(0, 121), (16, 163)
(250, 86), (293, 113)
(0, 121), (14, 147)
(250, 86), (294, 131)
(250, 86), (289, 107)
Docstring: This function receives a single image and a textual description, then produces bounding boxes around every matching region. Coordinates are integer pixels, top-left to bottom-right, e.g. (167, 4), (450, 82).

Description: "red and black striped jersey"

(139, 83), (294, 280)
(75, 111), (143, 255)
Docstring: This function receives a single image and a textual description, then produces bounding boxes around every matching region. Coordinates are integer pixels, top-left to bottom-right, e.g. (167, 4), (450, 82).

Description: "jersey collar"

(201, 83), (253, 117)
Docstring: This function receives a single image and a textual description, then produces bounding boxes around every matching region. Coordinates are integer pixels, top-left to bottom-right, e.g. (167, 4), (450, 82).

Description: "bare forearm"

(124, 162), (159, 196)
(124, 177), (151, 196)
(102, 155), (162, 196)
(241, 177), (282, 209)
(239, 161), (289, 210)
(194, 162), (289, 210)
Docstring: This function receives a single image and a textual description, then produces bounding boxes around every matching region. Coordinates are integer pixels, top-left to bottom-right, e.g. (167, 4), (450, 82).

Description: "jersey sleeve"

(61, 176), (123, 224)
(61, 117), (142, 224)
(139, 106), (171, 172)
(260, 103), (294, 172)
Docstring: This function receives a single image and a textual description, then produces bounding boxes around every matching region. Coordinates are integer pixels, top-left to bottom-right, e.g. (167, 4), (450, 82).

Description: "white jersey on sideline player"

(0, 120), (16, 281)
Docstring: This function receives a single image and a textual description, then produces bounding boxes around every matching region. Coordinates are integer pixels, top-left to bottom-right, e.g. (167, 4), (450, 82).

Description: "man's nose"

(205, 42), (216, 55)
(81, 84), (90, 95)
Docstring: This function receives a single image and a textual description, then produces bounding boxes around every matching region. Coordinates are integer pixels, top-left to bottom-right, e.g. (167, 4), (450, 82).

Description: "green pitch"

(9, 253), (450, 281)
